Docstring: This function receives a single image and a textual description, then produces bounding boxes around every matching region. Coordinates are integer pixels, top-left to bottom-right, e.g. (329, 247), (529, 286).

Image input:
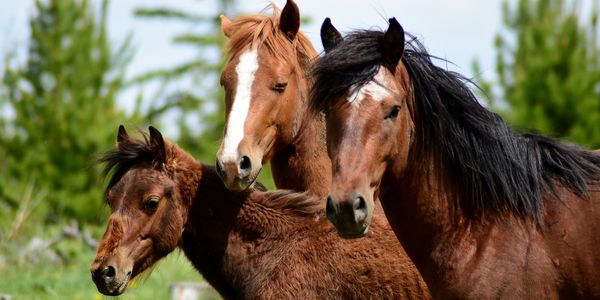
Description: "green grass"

(0, 225), (220, 300)
(256, 164), (275, 190)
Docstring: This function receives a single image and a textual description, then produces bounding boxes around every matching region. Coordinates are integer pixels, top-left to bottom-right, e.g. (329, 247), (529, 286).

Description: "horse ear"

(320, 18), (343, 52)
(117, 125), (128, 144)
(279, 0), (300, 40)
(148, 126), (166, 164)
(383, 18), (405, 72)
(220, 15), (233, 38)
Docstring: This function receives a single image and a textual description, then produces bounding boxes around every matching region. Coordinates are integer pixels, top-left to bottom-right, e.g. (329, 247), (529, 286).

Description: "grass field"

(0, 224), (220, 300)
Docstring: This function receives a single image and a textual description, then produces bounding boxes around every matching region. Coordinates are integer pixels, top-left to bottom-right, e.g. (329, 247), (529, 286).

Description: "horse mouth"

(106, 281), (129, 296)
(98, 276), (129, 296)
(94, 273), (131, 296)
(226, 171), (260, 191)
(336, 223), (369, 239)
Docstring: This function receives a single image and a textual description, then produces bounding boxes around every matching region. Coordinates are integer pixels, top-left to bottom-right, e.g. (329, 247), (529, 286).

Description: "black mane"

(310, 29), (600, 218)
(99, 132), (159, 196)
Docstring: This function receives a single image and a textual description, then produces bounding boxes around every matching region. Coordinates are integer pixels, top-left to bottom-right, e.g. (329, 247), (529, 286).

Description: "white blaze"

(347, 68), (391, 106)
(222, 48), (259, 161)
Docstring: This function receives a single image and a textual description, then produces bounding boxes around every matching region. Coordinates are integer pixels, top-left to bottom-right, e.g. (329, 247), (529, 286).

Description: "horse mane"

(225, 3), (317, 71)
(255, 189), (324, 218)
(310, 29), (600, 219)
(98, 131), (190, 196)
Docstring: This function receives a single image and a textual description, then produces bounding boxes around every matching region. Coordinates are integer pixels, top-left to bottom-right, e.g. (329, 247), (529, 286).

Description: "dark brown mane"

(257, 190), (324, 218)
(226, 3), (317, 71)
(98, 130), (193, 197)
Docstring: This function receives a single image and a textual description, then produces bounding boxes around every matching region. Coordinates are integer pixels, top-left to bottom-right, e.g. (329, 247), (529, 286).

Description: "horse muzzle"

(216, 154), (260, 191)
(91, 259), (132, 296)
(326, 191), (373, 239)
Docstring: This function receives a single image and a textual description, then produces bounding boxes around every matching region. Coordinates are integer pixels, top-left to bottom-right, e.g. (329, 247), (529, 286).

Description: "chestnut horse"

(215, 0), (331, 196)
(312, 18), (600, 298)
(90, 126), (430, 299)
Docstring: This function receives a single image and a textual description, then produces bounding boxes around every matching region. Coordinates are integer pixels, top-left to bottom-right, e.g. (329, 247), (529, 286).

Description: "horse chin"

(95, 274), (131, 296)
(224, 171), (260, 192)
(336, 223), (370, 239)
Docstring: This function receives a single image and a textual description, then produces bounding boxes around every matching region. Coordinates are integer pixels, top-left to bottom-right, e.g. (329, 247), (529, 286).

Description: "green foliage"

(0, 0), (133, 223)
(132, 0), (235, 163)
(479, 0), (600, 148)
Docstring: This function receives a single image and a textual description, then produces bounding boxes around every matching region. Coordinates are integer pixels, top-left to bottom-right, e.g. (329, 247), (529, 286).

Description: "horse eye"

(386, 105), (401, 119)
(144, 196), (160, 210)
(272, 82), (288, 93)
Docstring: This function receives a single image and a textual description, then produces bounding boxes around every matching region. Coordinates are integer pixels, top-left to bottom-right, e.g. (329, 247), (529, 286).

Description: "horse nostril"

(353, 195), (368, 223)
(353, 196), (367, 211)
(326, 196), (336, 221)
(101, 265), (116, 283)
(239, 156), (251, 173)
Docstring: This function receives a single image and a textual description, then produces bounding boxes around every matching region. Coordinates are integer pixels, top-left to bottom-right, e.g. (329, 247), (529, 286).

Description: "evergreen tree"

(133, 0), (236, 162)
(0, 0), (132, 222)
(477, 0), (600, 148)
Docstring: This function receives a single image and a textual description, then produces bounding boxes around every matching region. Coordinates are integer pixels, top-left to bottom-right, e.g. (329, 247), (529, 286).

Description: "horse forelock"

(225, 4), (316, 72)
(310, 30), (379, 107)
(99, 131), (192, 197)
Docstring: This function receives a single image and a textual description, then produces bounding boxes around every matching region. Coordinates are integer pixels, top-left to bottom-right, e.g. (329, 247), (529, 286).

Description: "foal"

(90, 126), (430, 299)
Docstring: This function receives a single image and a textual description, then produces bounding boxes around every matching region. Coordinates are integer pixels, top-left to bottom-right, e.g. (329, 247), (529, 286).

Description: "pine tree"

(0, 0), (132, 222)
(477, 0), (600, 148)
(133, 0), (237, 162)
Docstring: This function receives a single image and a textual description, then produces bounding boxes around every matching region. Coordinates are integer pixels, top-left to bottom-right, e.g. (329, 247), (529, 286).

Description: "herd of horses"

(89, 1), (600, 299)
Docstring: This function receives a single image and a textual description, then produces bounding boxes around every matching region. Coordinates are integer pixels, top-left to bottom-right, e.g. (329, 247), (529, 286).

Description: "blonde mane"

(226, 3), (317, 70)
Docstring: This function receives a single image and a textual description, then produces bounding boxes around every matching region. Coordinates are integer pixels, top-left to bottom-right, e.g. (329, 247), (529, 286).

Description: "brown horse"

(90, 126), (430, 299)
(311, 18), (600, 298)
(215, 0), (331, 196)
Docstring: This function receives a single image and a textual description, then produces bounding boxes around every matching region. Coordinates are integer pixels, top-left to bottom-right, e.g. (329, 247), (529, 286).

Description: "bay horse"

(215, 0), (332, 196)
(90, 126), (430, 299)
(312, 18), (600, 298)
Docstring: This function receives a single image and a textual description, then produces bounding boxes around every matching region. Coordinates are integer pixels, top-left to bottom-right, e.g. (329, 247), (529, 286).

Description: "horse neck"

(373, 69), (478, 291)
(270, 68), (332, 197)
(166, 145), (203, 213)
(181, 164), (314, 296)
(378, 159), (465, 295)
(385, 64), (458, 238)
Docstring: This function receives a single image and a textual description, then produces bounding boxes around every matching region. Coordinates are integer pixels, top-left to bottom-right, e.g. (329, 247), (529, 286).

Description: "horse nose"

(352, 195), (368, 223)
(92, 265), (116, 284)
(239, 155), (251, 177)
(326, 193), (368, 238)
(100, 265), (116, 283)
(326, 195), (336, 221)
(216, 155), (252, 179)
